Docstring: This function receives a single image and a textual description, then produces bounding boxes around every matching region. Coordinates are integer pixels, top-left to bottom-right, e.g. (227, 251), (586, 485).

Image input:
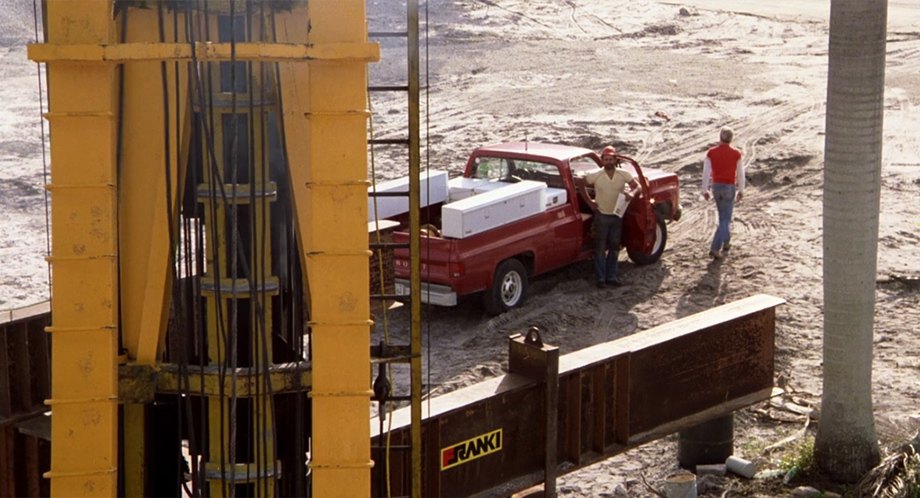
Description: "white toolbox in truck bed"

(440, 180), (546, 238)
(447, 177), (513, 201)
(542, 187), (567, 208)
(368, 170), (449, 221)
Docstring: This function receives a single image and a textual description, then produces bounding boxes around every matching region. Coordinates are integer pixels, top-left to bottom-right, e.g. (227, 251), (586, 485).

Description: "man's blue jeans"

(711, 183), (736, 253)
(594, 213), (623, 282)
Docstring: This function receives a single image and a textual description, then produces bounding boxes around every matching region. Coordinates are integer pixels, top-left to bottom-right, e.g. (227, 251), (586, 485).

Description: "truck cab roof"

(472, 142), (599, 163)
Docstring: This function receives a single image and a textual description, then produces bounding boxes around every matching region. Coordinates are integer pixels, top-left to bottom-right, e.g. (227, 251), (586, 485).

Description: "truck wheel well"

(514, 252), (535, 276)
(654, 202), (672, 221)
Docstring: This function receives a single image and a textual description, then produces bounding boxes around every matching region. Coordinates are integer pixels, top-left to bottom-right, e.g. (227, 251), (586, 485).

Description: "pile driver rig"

(26, 0), (399, 496)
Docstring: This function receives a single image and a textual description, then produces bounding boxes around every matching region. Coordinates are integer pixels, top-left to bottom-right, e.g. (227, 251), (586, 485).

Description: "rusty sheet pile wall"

(371, 294), (783, 497)
(0, 303), (51, 498)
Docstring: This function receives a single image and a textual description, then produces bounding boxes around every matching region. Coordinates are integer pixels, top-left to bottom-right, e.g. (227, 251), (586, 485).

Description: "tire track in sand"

(654, 99), (824, 250)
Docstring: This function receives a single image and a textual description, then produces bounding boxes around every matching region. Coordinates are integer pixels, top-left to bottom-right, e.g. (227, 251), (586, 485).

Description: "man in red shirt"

(701, 127), (744, 259)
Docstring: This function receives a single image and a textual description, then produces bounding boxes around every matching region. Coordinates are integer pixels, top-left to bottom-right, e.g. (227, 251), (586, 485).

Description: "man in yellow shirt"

(580, 146), (641, 288)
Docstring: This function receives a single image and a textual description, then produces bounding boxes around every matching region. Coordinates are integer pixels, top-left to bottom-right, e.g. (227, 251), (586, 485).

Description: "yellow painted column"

(118, 7), (190, 365)
(115, 8), (191, 497)
(277, 2), (377, 497)
(38, 2), (119, 497)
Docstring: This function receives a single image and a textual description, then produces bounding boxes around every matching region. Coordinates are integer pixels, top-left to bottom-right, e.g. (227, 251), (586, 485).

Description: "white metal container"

(441, 180), (546, 238)
(368, 170), (449, 221)
(447, 177), (514, 201)
(542, 187), (567, 208)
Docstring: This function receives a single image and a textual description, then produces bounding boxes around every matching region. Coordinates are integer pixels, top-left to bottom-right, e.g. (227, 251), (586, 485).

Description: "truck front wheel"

(484, 259), (528, 315)
(627, 216), (668, 265)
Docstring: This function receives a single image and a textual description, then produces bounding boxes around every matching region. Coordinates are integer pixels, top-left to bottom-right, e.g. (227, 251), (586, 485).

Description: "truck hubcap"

(651, 222), (663, 253)
(500, 272), (523, 306)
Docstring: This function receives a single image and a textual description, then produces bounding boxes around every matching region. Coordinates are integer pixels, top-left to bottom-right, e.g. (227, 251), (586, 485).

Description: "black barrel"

(678, 414), (734, 469)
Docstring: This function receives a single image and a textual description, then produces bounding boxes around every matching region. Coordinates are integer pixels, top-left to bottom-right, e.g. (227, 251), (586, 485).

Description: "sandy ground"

(2, 1), (919, 496)
(0, 0), (48, 309)
(365, 1), (920, 496)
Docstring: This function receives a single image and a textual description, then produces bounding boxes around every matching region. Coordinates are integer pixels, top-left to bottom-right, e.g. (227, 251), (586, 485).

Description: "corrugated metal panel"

(371, 295), (783, 497)
(0, 302), (51, 498)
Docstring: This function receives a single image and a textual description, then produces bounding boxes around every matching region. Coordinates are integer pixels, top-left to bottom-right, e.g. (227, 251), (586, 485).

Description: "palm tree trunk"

(815, 0), (887, 482)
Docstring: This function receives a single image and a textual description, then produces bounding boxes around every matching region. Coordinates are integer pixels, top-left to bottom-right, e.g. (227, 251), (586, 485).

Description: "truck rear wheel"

(627, 216), (667, 265)
(484, 259), (528, 315)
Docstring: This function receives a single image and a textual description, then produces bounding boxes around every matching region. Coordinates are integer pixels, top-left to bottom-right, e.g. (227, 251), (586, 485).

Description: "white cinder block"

(368, 170), (449, 221)
(441, 180), (546, 238)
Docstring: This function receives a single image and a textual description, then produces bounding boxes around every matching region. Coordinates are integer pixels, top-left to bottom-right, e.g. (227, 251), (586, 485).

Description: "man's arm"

(735, 158), (745, 201)
(701, 156), (712, 200)
(577, 171), (599, 211)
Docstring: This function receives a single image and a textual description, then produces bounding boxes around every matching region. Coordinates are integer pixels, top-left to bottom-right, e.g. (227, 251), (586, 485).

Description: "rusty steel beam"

(0, 295), (783, 497)
(0, 302), (51, 498)
(371, 294), (784, 497)
(0, 302), (51, 426)
(117, 362), (312, 404)
(508, 328), (559, 497)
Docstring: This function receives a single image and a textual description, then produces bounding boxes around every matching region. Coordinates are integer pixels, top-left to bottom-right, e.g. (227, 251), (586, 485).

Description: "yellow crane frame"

(29, 1), (379, 496)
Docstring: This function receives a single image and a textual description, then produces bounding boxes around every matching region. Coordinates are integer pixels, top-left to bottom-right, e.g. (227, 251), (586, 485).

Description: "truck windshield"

(472, 156), (514, 181)
(570, 156), (600, 175)
(472, 156), (563, 188)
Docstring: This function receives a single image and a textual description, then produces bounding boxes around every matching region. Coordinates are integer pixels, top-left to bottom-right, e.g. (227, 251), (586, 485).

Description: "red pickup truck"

(390, 142), (681, 314)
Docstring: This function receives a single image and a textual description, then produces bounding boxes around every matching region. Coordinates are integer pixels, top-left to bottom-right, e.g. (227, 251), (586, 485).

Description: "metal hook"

(524, 326), (543, 348)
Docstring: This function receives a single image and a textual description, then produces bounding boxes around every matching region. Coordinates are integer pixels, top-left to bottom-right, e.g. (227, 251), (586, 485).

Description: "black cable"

(236, 6), (256, 491)
(179, 12), (203, 497)
(181, 11), (211, 495)
(242, 4), (271, 493)
(31, 0), (51, 304)
(198, 2), (228, 449)
(114, 0), (130, 355)
(194, 1), (236, 493)
(253, 3), (281, 493)
(166, 5), (205, 496)
(424, 0), (433, 424)
(225, 4), (243, 488)
(245, 6), (262, 493)
(181, 216), (201, 496)
(269, 13), (309, 496)
(155, 4), (188, 494)
(219, 7), (286, 493)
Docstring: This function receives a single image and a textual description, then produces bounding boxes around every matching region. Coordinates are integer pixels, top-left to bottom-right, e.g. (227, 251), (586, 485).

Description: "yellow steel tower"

(278, 3), (376, 496)
(38, 2), (120, 496)
(29, 1), (378, 496)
